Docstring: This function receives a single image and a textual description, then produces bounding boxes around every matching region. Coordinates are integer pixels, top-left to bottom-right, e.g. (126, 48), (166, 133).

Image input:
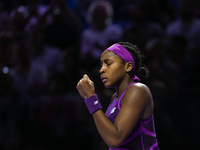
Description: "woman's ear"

(126, 62), (133, 72)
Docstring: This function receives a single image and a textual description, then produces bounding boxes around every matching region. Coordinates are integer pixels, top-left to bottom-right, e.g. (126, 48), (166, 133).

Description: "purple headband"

(106, 43), (140, 81)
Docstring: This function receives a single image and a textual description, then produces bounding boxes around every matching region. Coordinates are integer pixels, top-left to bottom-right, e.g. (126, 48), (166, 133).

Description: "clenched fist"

(77, 74), (96, 99)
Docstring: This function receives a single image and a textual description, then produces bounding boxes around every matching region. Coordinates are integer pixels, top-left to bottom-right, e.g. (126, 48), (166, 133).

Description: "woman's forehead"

(101, 50), (117, 59)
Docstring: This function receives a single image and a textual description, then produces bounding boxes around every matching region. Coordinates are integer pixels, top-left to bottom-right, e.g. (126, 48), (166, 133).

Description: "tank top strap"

(117, 82), (137, 110)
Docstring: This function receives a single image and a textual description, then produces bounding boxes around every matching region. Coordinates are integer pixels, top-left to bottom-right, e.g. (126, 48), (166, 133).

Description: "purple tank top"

(105, 82), (159, 150)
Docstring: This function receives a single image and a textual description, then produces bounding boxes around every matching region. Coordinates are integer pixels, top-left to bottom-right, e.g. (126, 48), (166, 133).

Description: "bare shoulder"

(129, 82), (151, 95)
(121, 82), (153, 120)
(124, 82), (152, 104)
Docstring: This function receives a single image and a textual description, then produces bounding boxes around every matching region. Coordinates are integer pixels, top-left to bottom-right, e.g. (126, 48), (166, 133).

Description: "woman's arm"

(77, 75), (153, 149)
(93, 83), (153, 149)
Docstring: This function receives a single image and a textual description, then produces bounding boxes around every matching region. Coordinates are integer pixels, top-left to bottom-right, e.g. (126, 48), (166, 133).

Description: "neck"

(115, 78), (134, 98)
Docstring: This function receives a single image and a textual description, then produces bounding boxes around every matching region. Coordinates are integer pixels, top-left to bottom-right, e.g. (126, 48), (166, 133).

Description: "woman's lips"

(101, 77), (107, 83)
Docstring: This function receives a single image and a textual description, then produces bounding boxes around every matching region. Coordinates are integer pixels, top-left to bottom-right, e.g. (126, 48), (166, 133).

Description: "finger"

(77, 78), (84, 87)
(76, 83), (80, 90)
(82, 75), (90, 84)
(83, 74), (88, 79)
(78, 79), (82, 85)
(84, 74), (93, 84)
(76, 81), (81, 89)
(89, 80), (93, 85)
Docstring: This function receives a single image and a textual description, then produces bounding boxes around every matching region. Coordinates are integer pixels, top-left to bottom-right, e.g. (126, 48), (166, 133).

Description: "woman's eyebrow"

(100, 58), (113, 65)
(103, 59), (112, 62)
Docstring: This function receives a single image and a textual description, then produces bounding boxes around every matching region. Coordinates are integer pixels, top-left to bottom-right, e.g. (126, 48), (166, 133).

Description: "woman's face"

(100, 50), (127, 88)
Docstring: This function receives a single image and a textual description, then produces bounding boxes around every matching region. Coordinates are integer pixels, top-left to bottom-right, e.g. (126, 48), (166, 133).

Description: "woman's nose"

(99, 65), (105, 74)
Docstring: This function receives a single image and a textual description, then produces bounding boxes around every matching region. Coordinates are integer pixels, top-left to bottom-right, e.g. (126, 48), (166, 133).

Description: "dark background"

(0, 0), (199, 149)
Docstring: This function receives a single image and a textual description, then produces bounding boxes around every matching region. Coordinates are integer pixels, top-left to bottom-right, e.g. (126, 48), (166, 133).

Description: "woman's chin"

(104, 83), (113, 88)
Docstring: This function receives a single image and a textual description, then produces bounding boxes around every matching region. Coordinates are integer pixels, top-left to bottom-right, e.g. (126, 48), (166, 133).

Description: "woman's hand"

(77, 74), (95, 99)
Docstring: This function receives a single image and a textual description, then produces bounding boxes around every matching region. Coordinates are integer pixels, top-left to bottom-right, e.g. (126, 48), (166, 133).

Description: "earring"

(127, 69), (129, 71)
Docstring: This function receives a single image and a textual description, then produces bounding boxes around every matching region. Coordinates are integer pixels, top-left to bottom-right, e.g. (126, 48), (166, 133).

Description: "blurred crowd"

(0, 0), (200, 149)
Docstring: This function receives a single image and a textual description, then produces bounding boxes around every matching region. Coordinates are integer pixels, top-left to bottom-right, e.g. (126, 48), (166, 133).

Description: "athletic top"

(105, 82), (159, 150)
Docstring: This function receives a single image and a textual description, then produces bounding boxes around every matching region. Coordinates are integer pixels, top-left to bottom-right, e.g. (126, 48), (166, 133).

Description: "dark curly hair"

(117, 41), (149, 82)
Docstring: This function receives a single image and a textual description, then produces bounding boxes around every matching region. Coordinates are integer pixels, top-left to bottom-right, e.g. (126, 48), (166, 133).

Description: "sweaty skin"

(77, 50), (153, 149)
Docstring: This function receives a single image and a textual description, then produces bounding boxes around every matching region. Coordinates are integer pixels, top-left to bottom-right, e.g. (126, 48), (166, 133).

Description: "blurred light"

(54, 8), (60, 15)
(18, 6), (25, 13)
(2, 66), (9, 74)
